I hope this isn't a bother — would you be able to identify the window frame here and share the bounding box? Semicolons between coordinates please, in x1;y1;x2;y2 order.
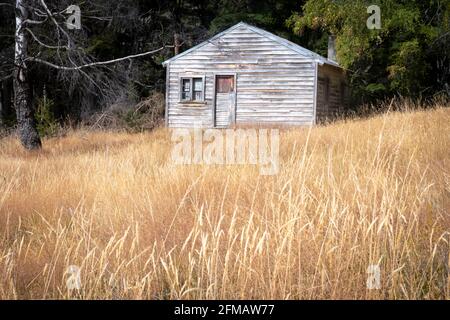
179;76;206;103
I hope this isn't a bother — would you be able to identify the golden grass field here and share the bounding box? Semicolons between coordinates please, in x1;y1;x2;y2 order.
0;103;449;299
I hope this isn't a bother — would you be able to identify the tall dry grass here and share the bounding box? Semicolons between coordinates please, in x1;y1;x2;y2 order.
0;102;449;299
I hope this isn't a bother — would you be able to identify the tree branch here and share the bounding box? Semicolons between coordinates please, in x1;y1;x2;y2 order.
28;46;171;70
0;74;13;82
23;18;48;25
38;0;73;48
25;28;70;50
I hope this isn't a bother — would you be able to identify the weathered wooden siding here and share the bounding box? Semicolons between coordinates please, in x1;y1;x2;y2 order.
166;24;316;127
215;91;235;128
316;64;348;122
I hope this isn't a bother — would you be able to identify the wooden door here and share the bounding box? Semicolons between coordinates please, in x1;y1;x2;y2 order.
215;75;235;128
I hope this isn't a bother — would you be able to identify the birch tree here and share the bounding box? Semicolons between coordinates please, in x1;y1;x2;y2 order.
4;0;171;150
14;0;41;149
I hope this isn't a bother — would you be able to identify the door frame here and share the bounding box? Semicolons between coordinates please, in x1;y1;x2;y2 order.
213;72;237;128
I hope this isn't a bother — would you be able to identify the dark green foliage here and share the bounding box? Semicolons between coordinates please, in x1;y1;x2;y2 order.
0;0;448;130
209;0;305;40
36;97;59;137
287;0;450;103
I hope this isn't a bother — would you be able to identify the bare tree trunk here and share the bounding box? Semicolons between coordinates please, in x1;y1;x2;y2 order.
14;0;41;150
174;33;181;56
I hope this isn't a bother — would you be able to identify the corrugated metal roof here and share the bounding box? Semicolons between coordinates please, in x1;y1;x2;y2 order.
162;22;340;68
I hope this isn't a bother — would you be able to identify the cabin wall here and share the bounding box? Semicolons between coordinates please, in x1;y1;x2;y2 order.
316;64;349;122
166;25;316;128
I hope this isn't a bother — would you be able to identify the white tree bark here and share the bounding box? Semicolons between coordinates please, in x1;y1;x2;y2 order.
14;0;42;149
8;0;172;149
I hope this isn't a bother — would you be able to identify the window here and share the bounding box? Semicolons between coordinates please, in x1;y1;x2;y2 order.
216;75;234;93
180;77;204;102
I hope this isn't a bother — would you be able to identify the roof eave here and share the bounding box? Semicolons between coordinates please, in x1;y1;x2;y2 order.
161;22;344;69
161;22;248;66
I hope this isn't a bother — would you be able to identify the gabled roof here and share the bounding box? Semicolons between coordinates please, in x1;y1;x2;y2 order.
162;22;340;68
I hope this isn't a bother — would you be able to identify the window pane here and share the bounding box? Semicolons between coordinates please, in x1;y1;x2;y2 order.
193;78;203;101
182;79;190;91
216;76;234;93
181;79;191;100
193;78;203;91
193;91;202;100
182;92;191;100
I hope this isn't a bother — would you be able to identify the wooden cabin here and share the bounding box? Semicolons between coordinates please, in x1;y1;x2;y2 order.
162;22;348;128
